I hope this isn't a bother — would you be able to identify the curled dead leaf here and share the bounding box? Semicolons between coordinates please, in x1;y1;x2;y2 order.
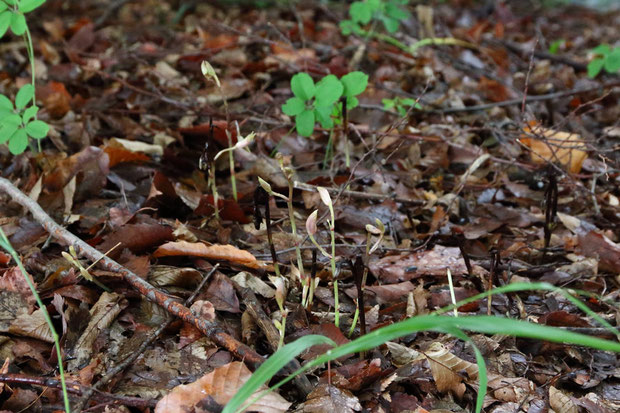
153;241;259;268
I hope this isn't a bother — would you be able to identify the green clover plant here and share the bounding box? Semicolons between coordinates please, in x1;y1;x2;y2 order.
0;0;49;155
587;44;620;78
340;0;410;36
0;85;48;154
282;71;368;137
382;96;422;116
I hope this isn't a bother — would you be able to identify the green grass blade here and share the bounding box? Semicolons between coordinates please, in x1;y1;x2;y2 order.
223;334;336;413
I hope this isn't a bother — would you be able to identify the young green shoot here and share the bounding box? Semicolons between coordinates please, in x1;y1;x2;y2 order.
0;227;70;413
446;268;458;317
61;243;120;292
317;187;340;327
276;154;309;307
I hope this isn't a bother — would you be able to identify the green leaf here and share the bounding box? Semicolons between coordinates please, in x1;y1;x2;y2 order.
350;2;372;24
382;98;395;109
587;58;605;78
0;94;12;111
25;120;48;139
0;10;11;38
314;75;343;107
222;335;336;413
384;2;410;20
345;96;359;109
290;72;315;101
603;48;620;73
591;43;611;56
281;97;305;116
0;116;21;144
21;105;38;123
4;0;17;6
340;71;368;97
381;15;400;33
548;39;563;55
296;109;315;137
339;20;355;36
0;3;8;13
314;105;334;129
10;11;26;35
8;128;28;154
19;0;46;13
15;84;34;109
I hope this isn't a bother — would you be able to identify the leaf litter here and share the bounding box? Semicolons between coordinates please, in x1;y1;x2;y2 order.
0;1;619;412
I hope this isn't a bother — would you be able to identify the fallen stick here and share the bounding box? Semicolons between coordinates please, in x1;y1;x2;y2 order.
0;177;264;369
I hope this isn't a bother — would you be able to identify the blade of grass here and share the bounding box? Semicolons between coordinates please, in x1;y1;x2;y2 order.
228;313;620;413
223;334;336;413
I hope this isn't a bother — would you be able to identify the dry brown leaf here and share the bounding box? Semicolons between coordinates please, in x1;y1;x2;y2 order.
153;241;259;268
8;308;53;343
385;341;423;367
68;292;124;371
425;342;478;397
154;361;291;413
488;376;535;403
549;386;579;413
295;383;361;412
520;123;587;173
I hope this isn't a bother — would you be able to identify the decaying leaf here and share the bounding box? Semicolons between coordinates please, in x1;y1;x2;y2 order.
549;386;579;413
154;361;291;413
386;341;423;366
68;292;125;371
295;383;361;412
424;342;478;397
520;123;587;173
153;241;260;269
9;308;53;343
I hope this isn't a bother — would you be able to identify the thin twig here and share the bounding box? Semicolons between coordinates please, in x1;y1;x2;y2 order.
0;177;263;369
73;265;220;411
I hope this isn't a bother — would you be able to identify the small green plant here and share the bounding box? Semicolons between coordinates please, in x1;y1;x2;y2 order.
548;38;564;55
340;0;410;36
0;228;70;412
382;96;422;116
281;71;368;137
0;0;49;155
587;44;620;78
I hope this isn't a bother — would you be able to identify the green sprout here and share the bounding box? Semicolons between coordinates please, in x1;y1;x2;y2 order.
382;96;422;116
587;44;620;78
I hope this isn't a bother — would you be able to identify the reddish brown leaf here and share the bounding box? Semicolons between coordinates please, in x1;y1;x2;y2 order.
153;241;259;268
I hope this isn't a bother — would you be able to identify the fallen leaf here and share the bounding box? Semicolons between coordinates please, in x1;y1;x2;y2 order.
296;383;361;412
153;241;259;268
154;361;291;413
520;123;587;173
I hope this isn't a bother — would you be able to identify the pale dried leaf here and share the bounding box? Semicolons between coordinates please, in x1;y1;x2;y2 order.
155;361;290;413
425;342;478;397
9;308;53;343
148;265;203;288
385;341;423;366
231;272;275;298
520;124;587;173
488;376;535;403
296;383;361;412
68;292;124;371
549;386;578;413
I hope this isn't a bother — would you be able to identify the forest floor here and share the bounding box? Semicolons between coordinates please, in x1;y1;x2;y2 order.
0;1;619;412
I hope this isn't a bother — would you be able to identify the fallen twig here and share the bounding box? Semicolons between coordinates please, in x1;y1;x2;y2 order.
0;373;157;409
0;177;263;368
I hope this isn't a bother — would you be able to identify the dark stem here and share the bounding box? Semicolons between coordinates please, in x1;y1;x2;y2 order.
457;235;472;277
353;257;366;338
543;168;558;262
264;195;279;269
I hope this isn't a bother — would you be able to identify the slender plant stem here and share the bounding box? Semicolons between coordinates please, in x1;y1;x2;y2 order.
24;22;41;152
0;229;70;413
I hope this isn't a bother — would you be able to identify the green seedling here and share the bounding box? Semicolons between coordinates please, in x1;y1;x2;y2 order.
0;0;49;154
382;96;422;116
340;0;410;35
587;44;620;78
548;39;564;55
281;71;368;138
62;243;119;292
